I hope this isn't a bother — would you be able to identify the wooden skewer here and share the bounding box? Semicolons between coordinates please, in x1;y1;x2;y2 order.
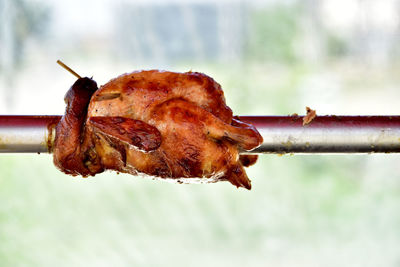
56;60;81;79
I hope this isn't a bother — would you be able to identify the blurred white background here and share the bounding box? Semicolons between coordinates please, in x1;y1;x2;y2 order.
1;0;400;266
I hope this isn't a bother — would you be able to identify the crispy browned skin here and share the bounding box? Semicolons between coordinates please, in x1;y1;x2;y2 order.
53;77;102;176
54;70;263;189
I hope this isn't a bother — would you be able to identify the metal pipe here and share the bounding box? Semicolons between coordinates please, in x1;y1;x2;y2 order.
1;115;400;154
0;116;59;153
240;116;400;154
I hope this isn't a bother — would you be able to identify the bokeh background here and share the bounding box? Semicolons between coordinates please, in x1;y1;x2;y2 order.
1;0;400;266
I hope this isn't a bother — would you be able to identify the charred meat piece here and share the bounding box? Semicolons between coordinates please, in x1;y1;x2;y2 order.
53;70;263;189
303;106;317;126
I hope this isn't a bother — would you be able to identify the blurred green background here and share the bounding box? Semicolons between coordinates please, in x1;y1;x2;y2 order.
1;0;400;266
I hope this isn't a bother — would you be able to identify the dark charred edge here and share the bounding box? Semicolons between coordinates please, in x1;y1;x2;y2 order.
239;155;259;167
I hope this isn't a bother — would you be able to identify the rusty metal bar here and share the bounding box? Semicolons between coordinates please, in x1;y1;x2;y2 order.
1;115;400;154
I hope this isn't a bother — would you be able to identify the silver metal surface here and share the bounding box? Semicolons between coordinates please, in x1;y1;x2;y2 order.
2;115;400;154
249;126;400;154
240;116;400;154
0;126;51;153
0;116;58;153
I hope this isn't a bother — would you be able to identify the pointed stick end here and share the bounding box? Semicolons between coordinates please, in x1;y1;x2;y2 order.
57;60;82;79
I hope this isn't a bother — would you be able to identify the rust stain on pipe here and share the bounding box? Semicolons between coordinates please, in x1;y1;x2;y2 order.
44;117;60;153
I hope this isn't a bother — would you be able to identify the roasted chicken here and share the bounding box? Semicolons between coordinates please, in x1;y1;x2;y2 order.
53;70;262;189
